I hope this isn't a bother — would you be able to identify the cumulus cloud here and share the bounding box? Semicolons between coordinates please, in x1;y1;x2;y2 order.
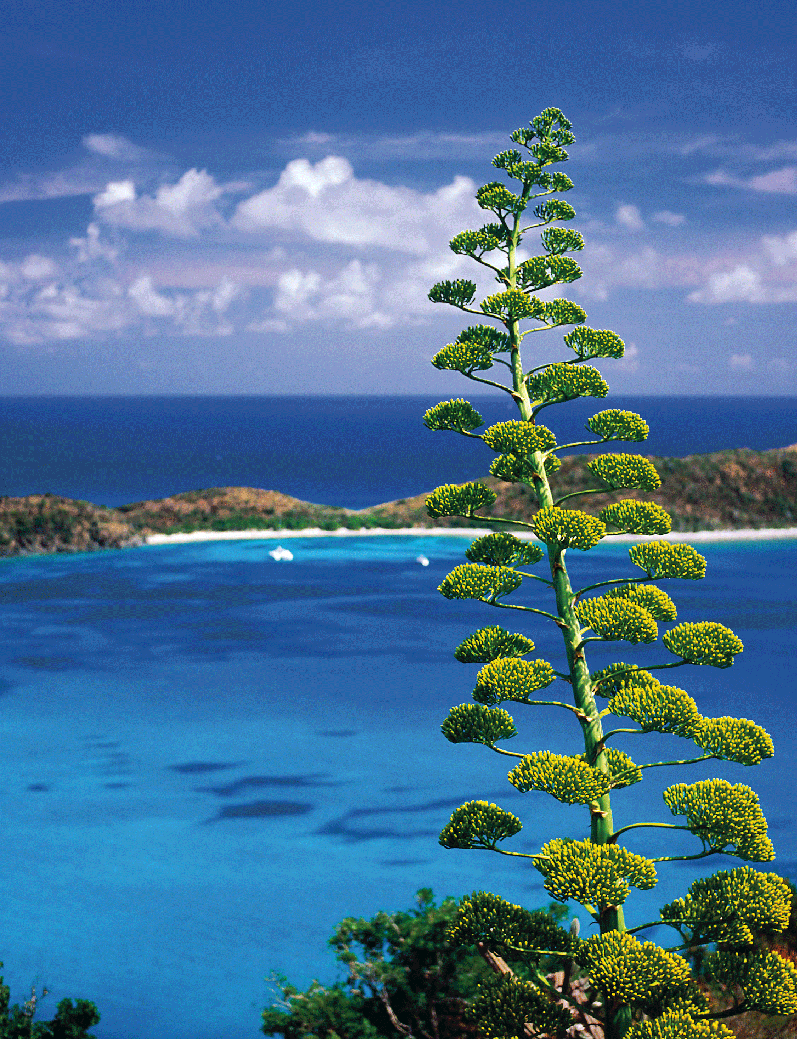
232;155;479;255
93;169;230;237
19;255;59;280
615;204;645;231
762;230;797;265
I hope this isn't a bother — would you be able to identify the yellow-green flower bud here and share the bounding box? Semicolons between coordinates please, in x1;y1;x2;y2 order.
431;341;494;372
604;582;677;621
528;362;608;404
661;867;792;946
663;621;743;668
533;506;606;550
535;838;656;908
624;1011;734;1039
588;453;661;491
609;682;701;738
663;779;774;861
454;624;535;662
579;931;691;1005
630;541;707;580
694;716;774;765
466;532;543;566
438;563;521;602
565;330;626;362
423;398;484;433
441;703;518;745
587;408;649;439
508;751;612;804
439;800;522;849
481;420;557;455
591;662;660;698
710;949;797;1015
426;482;497;518
576;595;658;643
600;500;672;535
473;657;556;705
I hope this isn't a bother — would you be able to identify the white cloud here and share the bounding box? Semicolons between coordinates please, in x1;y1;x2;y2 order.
128;276;175;317
94;180;137;207
19;255;59;280
232;155;479;255
762;230;797;266
69;223;119;264
93;169;230;237
615;204;645;231
616;341;640;372
730;353;754;370
82;134;154;162
704;166;797;195
652;210;686;226
689;265;763;303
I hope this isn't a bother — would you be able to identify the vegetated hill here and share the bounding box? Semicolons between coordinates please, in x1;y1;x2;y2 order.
1;446;796;557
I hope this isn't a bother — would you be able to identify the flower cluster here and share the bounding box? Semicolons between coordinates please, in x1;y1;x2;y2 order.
663;779;774;861
586;408;649;441
533;506;606;550
508;751;612;803
470;974;572;1039
426;481;497;518
446;889;580;961
453;624;535;662
694;716;774;765
603;582;677;621
563;328;626;362
438;800;523;850
481;420;557;455
535;838;658;908
608;681;702;738
579;931;692;1006
576;595;658;643
431;341;494;373
423;398;484;433
625;1010;734;1039
438;563;521;602
663;621;744;668
600;499;672;534
660;867;792;946
466;531;543;566
629;541;707;580
473;656;556;705
441;703;518;745
590;662;660;698
527;362;608;404
709;949;797;1015
588;453;661;491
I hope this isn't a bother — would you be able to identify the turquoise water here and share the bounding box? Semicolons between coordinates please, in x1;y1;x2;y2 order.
0;534;794;1039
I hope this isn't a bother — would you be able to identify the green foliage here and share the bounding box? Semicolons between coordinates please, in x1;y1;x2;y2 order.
0;965;99;1039
421;107;786;1039
262;890;495;1039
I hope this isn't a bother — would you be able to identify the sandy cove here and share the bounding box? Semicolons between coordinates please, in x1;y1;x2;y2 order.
145;526;797;545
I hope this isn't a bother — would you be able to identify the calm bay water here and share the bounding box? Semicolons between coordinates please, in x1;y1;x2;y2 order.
0;397;795;1039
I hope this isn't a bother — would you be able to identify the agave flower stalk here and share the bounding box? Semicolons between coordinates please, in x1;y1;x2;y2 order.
425;108;792;1039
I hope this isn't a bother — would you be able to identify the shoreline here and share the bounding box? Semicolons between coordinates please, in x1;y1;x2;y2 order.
144;526;797;545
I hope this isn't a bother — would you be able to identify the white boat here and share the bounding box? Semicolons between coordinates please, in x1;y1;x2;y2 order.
268;545;294;561
416;555;429;567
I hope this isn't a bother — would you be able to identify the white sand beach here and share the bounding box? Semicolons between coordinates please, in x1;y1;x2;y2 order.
145;526;797;545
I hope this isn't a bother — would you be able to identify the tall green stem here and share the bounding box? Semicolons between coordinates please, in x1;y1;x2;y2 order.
506;220;630;1038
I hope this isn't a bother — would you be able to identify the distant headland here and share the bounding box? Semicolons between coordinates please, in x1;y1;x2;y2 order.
1;445;796;557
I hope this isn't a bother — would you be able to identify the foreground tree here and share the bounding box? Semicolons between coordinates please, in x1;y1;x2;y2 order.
0;964;99;1039
425;108;795;1038
262;889;571;1039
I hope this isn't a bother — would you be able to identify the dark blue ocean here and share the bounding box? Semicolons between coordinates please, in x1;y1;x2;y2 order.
0;397;795;1039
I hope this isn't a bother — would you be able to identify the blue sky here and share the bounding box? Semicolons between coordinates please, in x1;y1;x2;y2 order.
1;0;795;395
